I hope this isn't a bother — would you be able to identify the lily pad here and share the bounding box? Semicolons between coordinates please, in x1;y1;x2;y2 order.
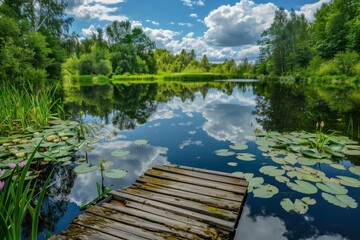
248;177;264;188
74;164;99;174
336;176;360;188
316;182;348;195
111;150;130;157
284;155;298;165
104;169;128;179
322;193;358;208
280;198;294;212
301;197;316;205
134;139;149;145
329;164;346;171
214;149;235;157
343;149;360;156
275;175;290;183
301;174;322;183
259;165;285;176
236;153;256;161
294;199;309;214
271;157;286;164
229;143;248;151
256;139;276;147
227;162;238;166
253;184;279;198
287;180;318;194
349;166;360;176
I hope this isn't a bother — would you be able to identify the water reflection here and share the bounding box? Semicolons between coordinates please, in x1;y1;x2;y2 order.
235;206;349;240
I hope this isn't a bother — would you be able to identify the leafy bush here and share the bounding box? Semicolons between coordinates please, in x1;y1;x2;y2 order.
334;51;360;76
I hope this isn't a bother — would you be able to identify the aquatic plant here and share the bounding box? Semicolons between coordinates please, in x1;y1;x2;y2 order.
0;145;52;240
0;83;63;135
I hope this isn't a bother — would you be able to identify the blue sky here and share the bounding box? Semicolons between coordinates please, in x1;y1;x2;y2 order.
65;0;331;62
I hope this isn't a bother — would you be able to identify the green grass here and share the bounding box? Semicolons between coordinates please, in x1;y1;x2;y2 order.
111;73;228;82
0;83;63;135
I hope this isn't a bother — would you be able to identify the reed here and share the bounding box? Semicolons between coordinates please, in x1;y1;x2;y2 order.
0;83;62;135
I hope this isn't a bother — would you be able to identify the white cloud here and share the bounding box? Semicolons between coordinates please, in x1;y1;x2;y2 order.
181;0;205;7
146;19;160;26
82;24;97;37
143;27;180;47
297;0;331;22
178;22;194;27
189;13;198;18
204;0;277;46
72;3;127;21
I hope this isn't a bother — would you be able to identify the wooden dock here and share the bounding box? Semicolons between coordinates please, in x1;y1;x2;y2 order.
52;164;248;239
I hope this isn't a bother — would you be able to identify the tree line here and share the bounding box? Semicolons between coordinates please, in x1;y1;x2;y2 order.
257;0;360;79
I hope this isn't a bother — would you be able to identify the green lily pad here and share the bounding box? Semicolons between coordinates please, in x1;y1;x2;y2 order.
329;164;346;171
301;174;322;183
316;182;348;195
104;169;128;179
301;197;316;205
111;150;130;157
271;157;286;164
236;153;256;161
287;180;318;194
256;139;276;147
346;145;360;150
253;184;279;198
259;166;285;176
284;155;298;165
349;166;360;176
275;175;290;183
214;149;235;157
229;143;248;151
322;193;358;208
57;157;72;162
343;149;360;156
258;146;269;152
336;176;360;188
301;149;326;159
74;164;99;174
62;161;72;166
248;177;264;188
294;199;309;214
134;139;149;145
227;162;238;166
280;198;294;212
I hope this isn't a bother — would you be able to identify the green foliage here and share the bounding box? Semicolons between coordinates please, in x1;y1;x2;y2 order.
334;51;360;76
0;145;53;240
0;83;62;135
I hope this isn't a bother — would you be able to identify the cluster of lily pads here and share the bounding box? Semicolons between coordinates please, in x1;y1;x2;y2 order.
72;139;149;178
215;131;360;214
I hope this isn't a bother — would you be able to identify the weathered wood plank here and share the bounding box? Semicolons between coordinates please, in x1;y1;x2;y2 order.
166;164;248;181
145;169;244;194
132;182;242;211
102;202;219;239
111;190;235;232
87;205;199;239
119;187;238;221
137;175;245;201
49;224;124;240
73;213;172;240
122;200;214;230
154;165;247;187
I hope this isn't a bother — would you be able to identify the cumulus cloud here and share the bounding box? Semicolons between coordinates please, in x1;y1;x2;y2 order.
71;3;127;21
296;0;331;22
189;13;198;18
204;0;277;46
81;24;97;37
178;22;194;27
181;0;205;7
143;28;180;47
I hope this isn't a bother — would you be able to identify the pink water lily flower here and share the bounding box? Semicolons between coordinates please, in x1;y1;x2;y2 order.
8;163;16;169
0;181;4;190
18;161;27;168
0;169;4;175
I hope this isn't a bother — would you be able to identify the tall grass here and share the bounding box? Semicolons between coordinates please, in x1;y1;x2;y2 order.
0;83;63;135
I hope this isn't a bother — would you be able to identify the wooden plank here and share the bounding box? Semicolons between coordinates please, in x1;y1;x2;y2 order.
132;182;242;211
119;187;238;221
137;176;245;201
49;224;123;240
102;202;219;239
145;169;244;194
87;205;199;239
111;190;235;232
154;165;247;187
166;164;248;181
122;200;214;230
73;213;171;240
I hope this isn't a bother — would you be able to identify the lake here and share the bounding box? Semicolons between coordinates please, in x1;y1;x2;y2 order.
31;79;360;240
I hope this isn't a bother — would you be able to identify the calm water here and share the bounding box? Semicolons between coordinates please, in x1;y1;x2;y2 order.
32;80;360;240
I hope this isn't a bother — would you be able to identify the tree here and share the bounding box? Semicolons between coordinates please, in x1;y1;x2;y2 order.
199;54;211;72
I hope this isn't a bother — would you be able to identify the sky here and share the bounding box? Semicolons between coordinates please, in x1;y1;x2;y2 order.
65;0;331;62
